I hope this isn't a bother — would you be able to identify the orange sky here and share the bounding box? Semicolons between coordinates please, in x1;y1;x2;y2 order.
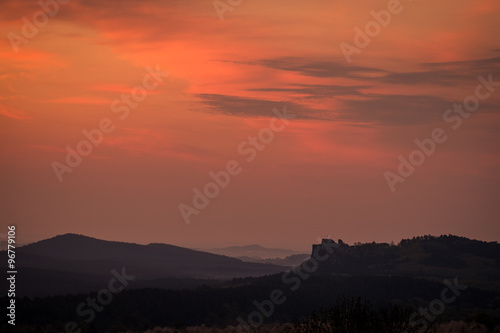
1;0;499;251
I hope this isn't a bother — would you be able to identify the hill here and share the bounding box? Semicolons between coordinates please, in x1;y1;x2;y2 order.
0;233;286;297
312;235;500;291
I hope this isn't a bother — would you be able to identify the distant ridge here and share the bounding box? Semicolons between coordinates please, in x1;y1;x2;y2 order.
1;233;287;297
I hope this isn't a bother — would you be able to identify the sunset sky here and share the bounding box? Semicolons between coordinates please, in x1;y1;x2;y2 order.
1;0;499;251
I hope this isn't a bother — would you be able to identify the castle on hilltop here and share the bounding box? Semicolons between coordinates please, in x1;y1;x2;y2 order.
311;238;350;264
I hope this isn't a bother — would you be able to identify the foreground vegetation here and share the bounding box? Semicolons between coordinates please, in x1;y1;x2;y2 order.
133;321;494;333
6;294;499;332
4;274;498;332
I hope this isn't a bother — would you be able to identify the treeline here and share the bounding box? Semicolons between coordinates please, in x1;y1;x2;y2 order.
3;275;499;332
314;235;500;292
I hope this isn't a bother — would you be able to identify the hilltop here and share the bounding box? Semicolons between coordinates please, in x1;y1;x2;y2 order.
312;234;500;291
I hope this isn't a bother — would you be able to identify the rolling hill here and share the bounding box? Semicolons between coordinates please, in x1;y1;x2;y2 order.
313;235;500;291
1;233;286;297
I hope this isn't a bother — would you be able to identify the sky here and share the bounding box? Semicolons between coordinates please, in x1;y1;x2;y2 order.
0;0;499;252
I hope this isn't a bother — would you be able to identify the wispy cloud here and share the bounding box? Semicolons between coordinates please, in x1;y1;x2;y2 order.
0;104;31;120
195;94;327;121
258;57;387;79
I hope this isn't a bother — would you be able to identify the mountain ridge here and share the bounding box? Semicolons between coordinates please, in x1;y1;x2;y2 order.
1;233;287;297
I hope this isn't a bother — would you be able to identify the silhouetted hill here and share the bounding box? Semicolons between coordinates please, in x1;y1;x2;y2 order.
0;233;286;297
312;234;500;291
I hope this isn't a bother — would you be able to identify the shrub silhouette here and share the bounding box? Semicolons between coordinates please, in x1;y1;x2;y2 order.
286;297;438;333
